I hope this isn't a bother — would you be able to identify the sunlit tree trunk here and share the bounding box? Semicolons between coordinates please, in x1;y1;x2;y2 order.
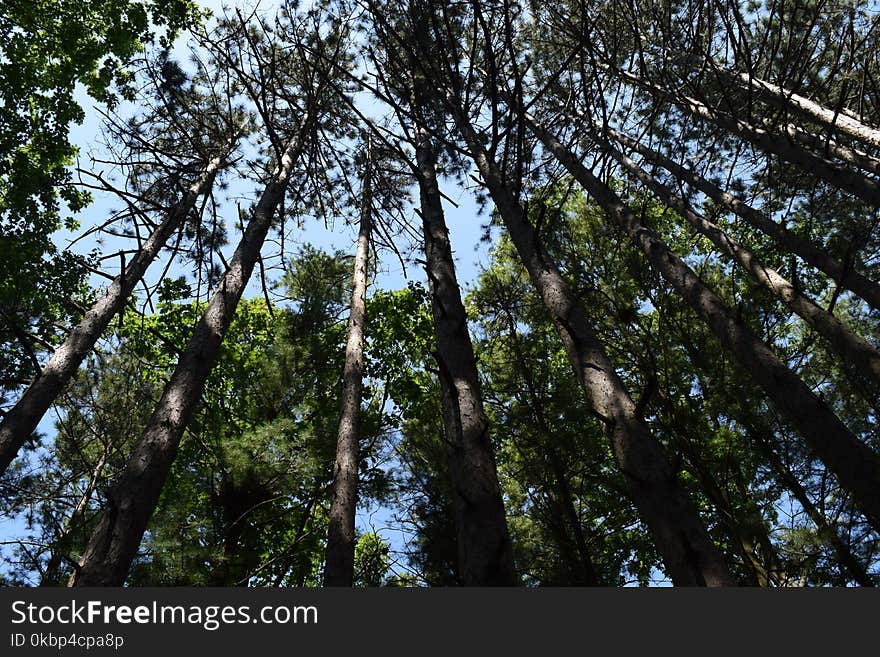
763;119;880;177
724;67;880;151
324;141;373;587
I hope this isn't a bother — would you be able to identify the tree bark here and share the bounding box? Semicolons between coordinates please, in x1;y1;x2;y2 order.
530;116;880;534
323;142;372;587
445;101;733;586
601;135;880;399
603;123;880;312
0;150;229;476
414;118;517;586
67;127;307;587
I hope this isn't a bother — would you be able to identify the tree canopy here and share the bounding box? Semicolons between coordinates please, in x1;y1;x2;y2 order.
0;0;878;587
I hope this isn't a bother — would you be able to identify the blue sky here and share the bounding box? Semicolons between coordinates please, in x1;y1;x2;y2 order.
62;0;495;296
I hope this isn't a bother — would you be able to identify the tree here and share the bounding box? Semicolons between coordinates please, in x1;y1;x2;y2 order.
0;50;247;476
324;139;373;586
364;1;518;585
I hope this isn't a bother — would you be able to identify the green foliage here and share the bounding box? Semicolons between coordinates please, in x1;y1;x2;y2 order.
0;0;203;409
353;532;392;586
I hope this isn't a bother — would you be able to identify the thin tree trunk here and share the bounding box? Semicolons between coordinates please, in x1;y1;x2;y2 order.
603;124;880;312
414;117;517;585
545;451;600;585
617;69;880;205
725;67;880;151
323;142;372;587
446;105;733;586
669;408;781;587
651;341;785;586
68;127;307;587
0;150;230;476
683;452;767;586
41;441;112;586
210;478;275;587
601;136;880;399
530;116;880;534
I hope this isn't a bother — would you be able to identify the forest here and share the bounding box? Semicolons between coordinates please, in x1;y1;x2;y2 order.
0;0;879;587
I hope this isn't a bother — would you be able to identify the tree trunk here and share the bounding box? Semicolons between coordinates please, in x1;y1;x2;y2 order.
603;123;880;312
601;136;880;400
323;142;372;587
0;150;230;476
530;116;880;534
725;66;880;151
763;119;880;177
67;127;307;587
445;103;733;586
617;69;880;206
414;118;517;585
